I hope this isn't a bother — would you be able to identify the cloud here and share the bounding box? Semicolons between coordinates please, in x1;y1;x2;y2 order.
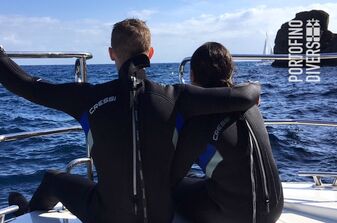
3;33;25;45
1;2;337;64
150;3;337;62
127;9;158;20
153;3;337;39
0;15;112;64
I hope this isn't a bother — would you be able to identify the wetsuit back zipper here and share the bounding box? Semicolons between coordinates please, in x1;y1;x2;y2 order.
246;119;270;213
130;76;148;223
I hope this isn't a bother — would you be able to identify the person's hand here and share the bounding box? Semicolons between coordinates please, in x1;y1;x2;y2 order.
0;45;6;55
247;81;261;105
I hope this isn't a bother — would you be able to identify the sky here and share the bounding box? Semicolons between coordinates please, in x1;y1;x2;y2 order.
1;0;337;65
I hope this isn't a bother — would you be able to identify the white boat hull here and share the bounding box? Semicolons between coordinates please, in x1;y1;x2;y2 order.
6;182;337;223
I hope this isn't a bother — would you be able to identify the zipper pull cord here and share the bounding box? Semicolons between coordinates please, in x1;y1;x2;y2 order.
249;132;257;223
246;119;271;213
131;76;148;222
131;76;138;215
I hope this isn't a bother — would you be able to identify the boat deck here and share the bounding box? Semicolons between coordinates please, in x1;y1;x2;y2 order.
6;182;337;223
280;182;337;223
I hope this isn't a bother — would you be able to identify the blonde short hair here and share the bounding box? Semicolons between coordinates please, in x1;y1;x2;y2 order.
111;18;151;61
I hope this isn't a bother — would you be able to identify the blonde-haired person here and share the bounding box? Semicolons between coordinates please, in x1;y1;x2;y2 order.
0;20;260;223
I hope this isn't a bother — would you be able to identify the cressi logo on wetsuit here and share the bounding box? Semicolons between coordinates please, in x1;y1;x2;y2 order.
212;117;231;141
89;96;117;114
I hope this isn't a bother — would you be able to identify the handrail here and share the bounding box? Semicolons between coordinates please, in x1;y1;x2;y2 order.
6;50;92;83
66;157;93;181
6;51;93;59
264;119;337;127
0;119;336;143
0;125;82;142
232;53;337;60
178;53;337;83
0;205;19;223
298;171;337;186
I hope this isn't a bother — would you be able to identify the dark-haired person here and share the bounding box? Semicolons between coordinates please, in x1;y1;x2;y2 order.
171;42;283;223
0;20;260;223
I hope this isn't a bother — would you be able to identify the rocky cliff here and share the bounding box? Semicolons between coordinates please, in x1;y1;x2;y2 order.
272;10;337;67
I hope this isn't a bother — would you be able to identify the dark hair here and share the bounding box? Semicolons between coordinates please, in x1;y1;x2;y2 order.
111;18;151;61
190;42;234;88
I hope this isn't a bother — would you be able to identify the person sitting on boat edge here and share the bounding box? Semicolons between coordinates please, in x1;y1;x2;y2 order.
171;42;284;223
0;19;260;223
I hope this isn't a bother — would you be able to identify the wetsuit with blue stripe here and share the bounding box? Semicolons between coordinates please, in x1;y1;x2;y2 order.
0;49;260;223
171;105;283;223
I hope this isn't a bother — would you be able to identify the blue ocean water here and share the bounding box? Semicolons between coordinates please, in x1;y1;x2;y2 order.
0;61;336;208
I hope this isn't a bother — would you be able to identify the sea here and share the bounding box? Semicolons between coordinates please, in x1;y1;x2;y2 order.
0;61;336;208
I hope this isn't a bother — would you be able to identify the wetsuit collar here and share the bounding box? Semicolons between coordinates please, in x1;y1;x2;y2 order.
118;54;150;80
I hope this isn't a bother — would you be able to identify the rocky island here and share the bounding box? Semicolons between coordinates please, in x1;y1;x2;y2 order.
272;10;337;67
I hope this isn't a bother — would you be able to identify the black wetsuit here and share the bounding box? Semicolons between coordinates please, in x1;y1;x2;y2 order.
171;106;283;223
0;51;260;223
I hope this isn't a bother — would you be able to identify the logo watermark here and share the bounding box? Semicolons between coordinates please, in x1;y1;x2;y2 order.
288;19;321;83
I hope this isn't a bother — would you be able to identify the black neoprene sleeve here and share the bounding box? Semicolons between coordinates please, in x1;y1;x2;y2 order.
0;51;90;119
178;83;261;119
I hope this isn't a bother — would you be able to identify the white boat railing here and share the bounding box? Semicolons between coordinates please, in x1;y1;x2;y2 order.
298;171;337;186
264;119;337;127
178;53;337;83
7;51;92;59
0;205;19;223
0;126;82;142
0;120;336;143
7;51;93;83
